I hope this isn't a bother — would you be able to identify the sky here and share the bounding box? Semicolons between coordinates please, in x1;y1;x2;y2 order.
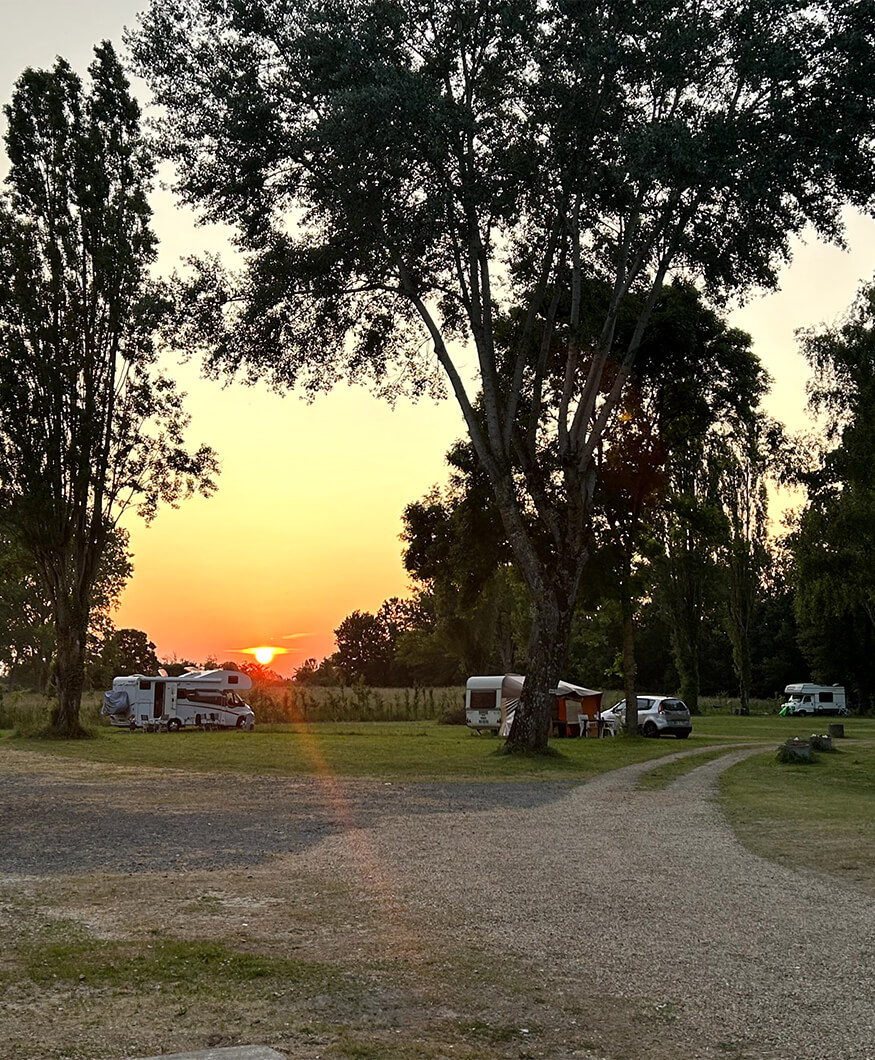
2;2;875;675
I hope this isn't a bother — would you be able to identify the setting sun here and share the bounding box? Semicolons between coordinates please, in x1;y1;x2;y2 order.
253;647;276;665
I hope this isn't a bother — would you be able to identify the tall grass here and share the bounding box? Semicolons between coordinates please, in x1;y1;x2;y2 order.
247;683;465;724
0;690;104;734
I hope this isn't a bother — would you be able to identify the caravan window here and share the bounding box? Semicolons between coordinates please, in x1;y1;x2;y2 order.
469;690;497;711
819;692;834;703
139;680;151;691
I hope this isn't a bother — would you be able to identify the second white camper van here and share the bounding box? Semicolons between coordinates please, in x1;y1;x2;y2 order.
781;683;848;717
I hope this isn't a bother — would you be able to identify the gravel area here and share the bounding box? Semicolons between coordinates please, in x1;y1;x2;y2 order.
290;748;875;1060
0;758;575;875
1;747;873;1059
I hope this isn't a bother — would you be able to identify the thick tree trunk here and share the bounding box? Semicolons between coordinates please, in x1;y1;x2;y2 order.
48;591;90;738
505;595;576;752
677;651;700;715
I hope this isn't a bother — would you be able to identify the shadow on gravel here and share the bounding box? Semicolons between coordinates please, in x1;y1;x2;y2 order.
0;773;578;875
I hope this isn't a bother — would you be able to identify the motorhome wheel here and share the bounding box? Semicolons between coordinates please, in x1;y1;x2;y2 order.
167;719;181;732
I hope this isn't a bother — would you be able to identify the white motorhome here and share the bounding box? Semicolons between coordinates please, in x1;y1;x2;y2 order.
102;669;256;731
465;674;612;736
780;683;848;717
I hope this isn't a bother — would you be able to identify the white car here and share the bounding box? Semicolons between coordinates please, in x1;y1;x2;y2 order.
600;695;692;739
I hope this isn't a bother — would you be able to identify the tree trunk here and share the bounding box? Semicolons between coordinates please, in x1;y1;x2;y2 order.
505;594;575;753
48;591;90;738
620;585;639;736
677;650;700;715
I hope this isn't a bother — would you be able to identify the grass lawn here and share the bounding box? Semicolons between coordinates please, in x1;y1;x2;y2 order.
2;707;869;780
0;718;734;780
720;731;875;895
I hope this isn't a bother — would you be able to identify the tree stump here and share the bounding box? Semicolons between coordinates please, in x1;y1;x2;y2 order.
780;738;812;763
828;723;845;739
810;734;833;752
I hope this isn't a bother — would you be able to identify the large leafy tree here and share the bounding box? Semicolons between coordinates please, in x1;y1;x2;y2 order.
133;0;875;748
715;414;781;713
0;44;219;736
647;293;771;712
790;283;875;712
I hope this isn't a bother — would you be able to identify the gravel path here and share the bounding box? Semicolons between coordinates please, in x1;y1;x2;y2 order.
2;747;873;1059
295;749;875;1060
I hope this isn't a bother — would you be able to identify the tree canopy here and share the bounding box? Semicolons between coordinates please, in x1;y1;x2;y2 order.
132;0;875;747
790;282;875;710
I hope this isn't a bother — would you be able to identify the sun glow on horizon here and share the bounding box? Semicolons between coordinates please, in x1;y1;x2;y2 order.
232;645;291;666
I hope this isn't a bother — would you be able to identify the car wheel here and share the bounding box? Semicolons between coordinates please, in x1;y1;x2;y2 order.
643;721;659;738
167;718;181;732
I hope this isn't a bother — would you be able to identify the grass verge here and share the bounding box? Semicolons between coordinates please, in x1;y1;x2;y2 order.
720;737;875;894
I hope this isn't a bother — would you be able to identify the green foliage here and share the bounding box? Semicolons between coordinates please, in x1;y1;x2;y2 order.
0;43;218;734
400;443;529;680
790;282;875;712
104;628;159;676
131;0;875;749
332;596;431;686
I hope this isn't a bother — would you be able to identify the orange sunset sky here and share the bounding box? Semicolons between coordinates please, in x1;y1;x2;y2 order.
3;4;875;675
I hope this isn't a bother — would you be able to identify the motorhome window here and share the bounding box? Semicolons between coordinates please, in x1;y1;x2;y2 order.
469;690;496;711
139;680;151;691
228;675;238;684
820;692;833;703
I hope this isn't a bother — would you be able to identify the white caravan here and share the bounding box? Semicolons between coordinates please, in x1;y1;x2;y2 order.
781;683;848;717
102;669;256;731
465;674;612;736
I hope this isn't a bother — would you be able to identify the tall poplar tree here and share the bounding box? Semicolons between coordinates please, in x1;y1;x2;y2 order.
133;0;875;749
0;43;218;736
